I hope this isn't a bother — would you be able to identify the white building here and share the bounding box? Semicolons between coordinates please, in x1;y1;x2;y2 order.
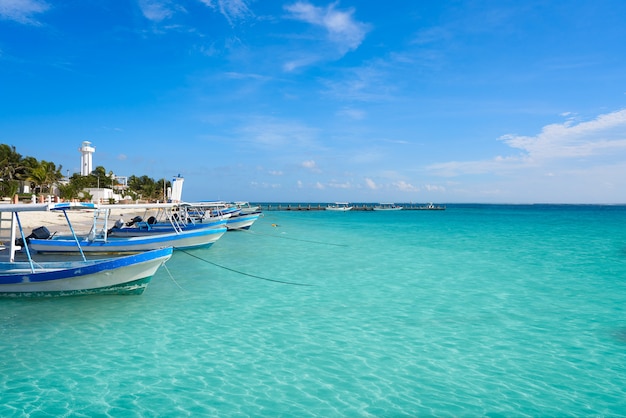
170;176;184;202
79;141;95;176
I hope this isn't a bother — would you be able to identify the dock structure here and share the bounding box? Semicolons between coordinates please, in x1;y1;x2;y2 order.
258;203;445;211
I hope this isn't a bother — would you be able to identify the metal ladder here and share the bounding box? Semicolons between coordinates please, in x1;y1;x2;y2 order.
88;208;109;241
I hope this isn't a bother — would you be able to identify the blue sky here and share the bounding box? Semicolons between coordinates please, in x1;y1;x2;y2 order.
1;0;626;203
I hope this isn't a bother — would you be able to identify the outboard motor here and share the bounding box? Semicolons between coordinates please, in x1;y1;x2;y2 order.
15;226;51;247
126;216;143;227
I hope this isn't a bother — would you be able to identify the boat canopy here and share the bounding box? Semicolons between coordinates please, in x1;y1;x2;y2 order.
0;203;51;213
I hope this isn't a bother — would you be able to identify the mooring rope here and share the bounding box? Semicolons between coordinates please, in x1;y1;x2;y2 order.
161;261;187;291
243;229;348;247
179;249;314;287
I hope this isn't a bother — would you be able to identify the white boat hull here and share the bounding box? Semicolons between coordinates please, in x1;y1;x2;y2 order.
0;247;172;297
29;227;227;253
226;213;260;230
325;202;353;211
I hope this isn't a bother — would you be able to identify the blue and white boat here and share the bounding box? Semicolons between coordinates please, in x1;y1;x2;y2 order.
197;201;262;231
28;203;227;254
225;210;261;230
0;203;172;297
326;202;353;211
234;201;261;214
106;203;227;237
187;201;261;231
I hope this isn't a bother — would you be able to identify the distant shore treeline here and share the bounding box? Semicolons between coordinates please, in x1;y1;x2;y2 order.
0;143;170;202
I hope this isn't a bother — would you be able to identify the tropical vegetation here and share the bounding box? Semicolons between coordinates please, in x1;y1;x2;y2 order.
0;143;171;202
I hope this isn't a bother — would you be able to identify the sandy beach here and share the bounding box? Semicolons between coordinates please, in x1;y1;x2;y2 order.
16;210;95;234
1;204;147;238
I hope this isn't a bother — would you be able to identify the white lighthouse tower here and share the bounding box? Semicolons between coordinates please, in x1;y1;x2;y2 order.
79;141;95;176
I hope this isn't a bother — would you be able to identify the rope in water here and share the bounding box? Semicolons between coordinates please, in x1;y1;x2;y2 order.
161;261;187;291
179;249;314;287
243;229;348;247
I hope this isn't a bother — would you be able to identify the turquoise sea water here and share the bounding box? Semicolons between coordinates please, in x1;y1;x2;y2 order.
1;205;626;417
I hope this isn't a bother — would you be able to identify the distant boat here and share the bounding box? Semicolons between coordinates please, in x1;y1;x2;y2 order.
187;201;261;231
225;202;262;230
233;201;261;215
415;203;446;210
0;203;172;297
225;211;261;230
373;203;403;211
326;202;353;211
28;203;227;254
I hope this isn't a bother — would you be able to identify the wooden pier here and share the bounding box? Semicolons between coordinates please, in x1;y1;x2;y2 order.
258;203;446;211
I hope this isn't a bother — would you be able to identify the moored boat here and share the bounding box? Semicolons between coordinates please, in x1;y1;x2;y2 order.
0;203;172;297
225;211;261;230
187;201;261;230
234;201;261;214
28;202;227;254
326;202;353;211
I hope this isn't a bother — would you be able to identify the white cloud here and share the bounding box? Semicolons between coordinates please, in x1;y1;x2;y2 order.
322;63;395;102
301;160;317;170
426;156;528;177
328;180;352;189
424;184;445;192
250;181;282;189
140;0;252;24
284;1;369;53
224;71;270;81
499;109;626;161
314;181;325;189
237;118;318;149
337;107;366;120
283;56;320;72
138;0;178;22
364;178;378;190
0;0;49;25
268;170;283;176
428;109;626;177
199;0;253;26
393;180;419;192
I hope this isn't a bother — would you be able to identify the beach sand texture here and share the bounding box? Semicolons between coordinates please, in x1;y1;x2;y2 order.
0;204;147;240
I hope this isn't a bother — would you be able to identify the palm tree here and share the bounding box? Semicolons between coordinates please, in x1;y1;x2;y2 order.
0;144;26;183
28;164;48;194
26;160;64;195
57;183;79;201
0;180;19;199
0;144;29;198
